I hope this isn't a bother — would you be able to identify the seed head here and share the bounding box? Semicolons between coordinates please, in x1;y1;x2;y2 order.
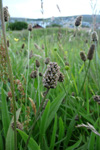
21;43;25;49
91;31;98;42
11;121;23;130
30;70;37;78
93;95;100;105
3;6;9;22
28;24;32;31
87;44;95;60
36;60;40;68
80;51;87;61
7;40;9;47
58;72;64;82
75;16;82;27
43;62;60;89
45;57;50;65
39;72;43;77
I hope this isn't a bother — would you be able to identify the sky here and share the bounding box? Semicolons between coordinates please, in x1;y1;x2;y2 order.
3;0;100;19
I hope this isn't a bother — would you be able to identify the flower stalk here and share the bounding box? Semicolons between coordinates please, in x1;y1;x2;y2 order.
0;1;17;150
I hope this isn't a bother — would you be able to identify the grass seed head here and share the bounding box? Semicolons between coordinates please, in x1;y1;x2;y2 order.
87;44;95;60
80;51;87;61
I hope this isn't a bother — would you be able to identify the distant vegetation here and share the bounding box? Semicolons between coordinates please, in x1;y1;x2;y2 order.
8;21;28;30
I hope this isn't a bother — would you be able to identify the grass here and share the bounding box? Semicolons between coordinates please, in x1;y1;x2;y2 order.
0;24;100;150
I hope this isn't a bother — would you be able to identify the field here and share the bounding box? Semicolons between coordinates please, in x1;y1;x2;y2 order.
0;26;100;150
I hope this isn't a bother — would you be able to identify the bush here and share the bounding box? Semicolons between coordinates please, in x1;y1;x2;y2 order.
46;23;62;28
8;21;28;30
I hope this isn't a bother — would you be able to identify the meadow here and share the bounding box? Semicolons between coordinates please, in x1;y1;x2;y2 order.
1;15;100;150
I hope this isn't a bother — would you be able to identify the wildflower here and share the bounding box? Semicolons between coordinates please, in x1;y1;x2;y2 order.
43;62;60;89
14;38;19;42
80;51;87;62
93;95;100;105
87;44;95;60
30;70;37;79
7;40;9;47
29;50;33;59
21;43;25;49
58;72;64;82
36;60;40;68
39;72;43;77
3;6;9;22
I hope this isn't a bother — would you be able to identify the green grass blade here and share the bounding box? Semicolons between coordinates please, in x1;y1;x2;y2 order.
50;114;57;150
6;108;21;150
0;132;4;150
57;117;64;149
46;91;66;130
65;136;82;150
17;129;40;150
39;101;50;144
65;116;76;147
88;119;98;150
1;88;10;137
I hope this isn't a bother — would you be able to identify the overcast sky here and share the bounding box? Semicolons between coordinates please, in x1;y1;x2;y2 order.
3;0;100;19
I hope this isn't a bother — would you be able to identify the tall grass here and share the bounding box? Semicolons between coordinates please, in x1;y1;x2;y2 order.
0;6;100;150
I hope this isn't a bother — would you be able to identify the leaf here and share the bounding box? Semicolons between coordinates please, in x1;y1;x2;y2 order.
17;129;40;150
57;117;64;149
66;136;82;150
1;88;10;137
6;108;21;150
0;132;4;150
39;101;50;143
78;63;84;74
65;116;76;147
50;114;57;150
46;91;66;130
88;119;99;150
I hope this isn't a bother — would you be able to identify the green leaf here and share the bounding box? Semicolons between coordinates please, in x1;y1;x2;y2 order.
57;117;64;149
17;129;40;150
50;114;57;150
66;136;82;150
39;101;50;144
78;63;84;74
0;132;4;150
6;108;21;150
88;119;99;150
46;91;66;130
65;116;76;147
1;88;10;137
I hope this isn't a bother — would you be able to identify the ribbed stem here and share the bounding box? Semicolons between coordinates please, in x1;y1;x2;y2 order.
0;1;17;150
24;88;49;150
79;61;91;95
25;31;30;117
